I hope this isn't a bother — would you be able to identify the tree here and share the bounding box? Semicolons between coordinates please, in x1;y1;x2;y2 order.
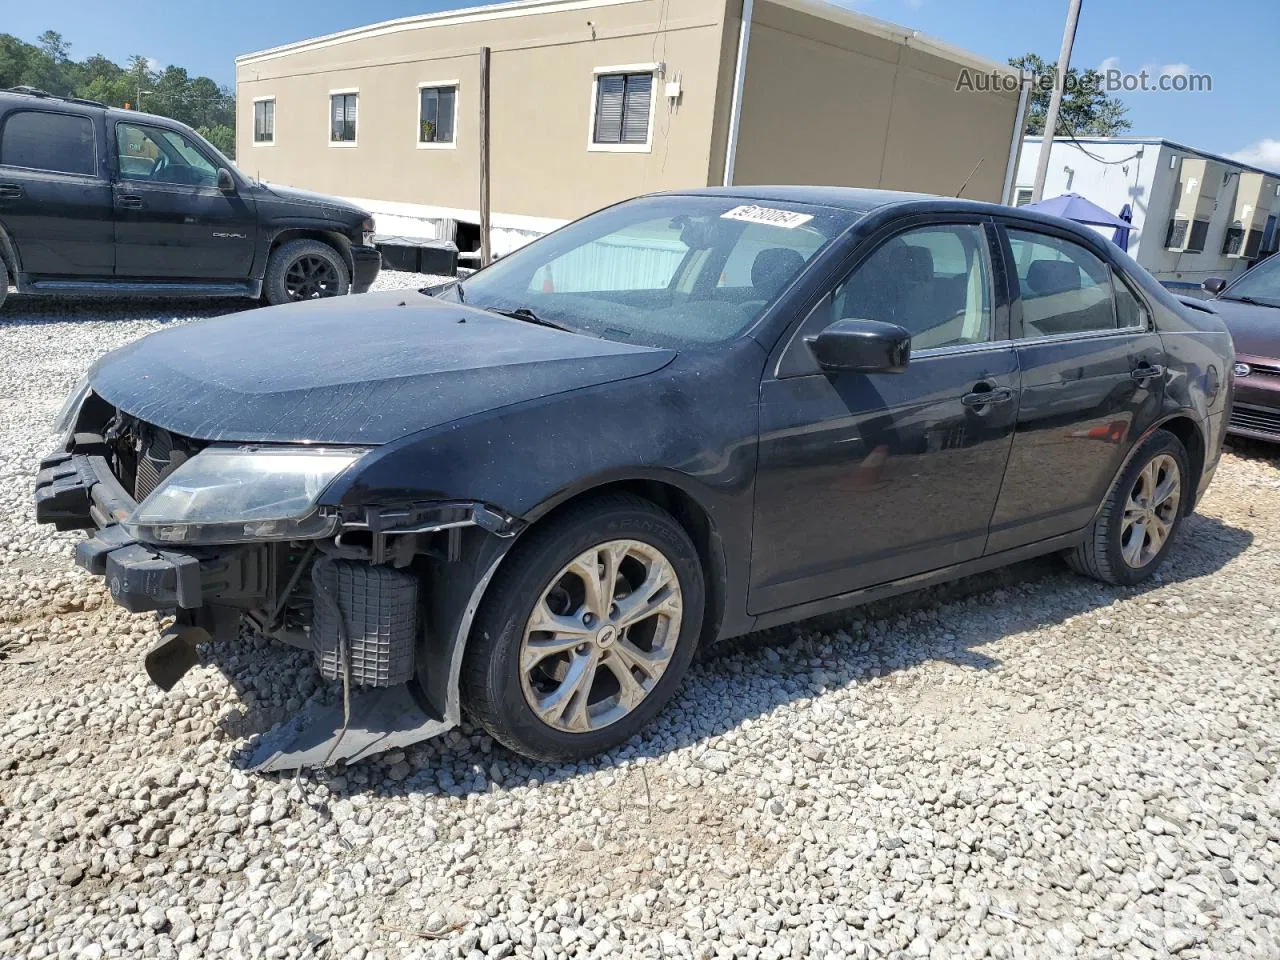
0;32;236;158
1009;53;1132;137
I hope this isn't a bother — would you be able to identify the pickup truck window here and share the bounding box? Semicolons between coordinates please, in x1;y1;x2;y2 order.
117;122;219;187
0;110;96;176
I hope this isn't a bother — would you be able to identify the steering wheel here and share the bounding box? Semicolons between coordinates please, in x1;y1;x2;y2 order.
151;154;169;180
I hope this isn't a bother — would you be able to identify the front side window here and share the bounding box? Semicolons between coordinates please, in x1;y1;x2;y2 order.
116;123;218;187
0;110;95;176
331;93;358;143
1007;229;1119;338
419;85;456;145
592;71;653;147
833;224;993;351
253;99;275;144
445;195;858;347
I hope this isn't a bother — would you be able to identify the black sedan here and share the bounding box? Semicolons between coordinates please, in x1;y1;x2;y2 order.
35;187;1232;770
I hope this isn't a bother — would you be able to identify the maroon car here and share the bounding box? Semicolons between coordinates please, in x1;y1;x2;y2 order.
1203;255;1280;441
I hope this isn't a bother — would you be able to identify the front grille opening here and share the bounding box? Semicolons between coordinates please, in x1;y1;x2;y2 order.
101;410;203;503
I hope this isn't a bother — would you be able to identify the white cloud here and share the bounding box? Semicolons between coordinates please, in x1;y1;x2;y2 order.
1230;139;1280;173
1097;56;1122;73
1156;62;1191;79
145;57;163;73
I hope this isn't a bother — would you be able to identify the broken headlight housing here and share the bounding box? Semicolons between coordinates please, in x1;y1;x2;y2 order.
361;216;376;247
122;446;366;545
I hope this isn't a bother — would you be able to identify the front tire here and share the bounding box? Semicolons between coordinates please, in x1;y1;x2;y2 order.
462;494;705;762
0;256;9;311
1067;429;1190;586
263;239;350;306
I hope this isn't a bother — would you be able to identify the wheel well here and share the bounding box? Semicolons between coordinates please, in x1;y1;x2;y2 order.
527;480;726;646
268;230;352;274
1157;416;1205;514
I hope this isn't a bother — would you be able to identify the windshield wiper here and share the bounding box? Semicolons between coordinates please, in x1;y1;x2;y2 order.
1222;294;1280;308
488;306;571;332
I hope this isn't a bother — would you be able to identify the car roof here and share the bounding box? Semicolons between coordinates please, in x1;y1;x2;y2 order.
0;87;184;129
662;185;1125;252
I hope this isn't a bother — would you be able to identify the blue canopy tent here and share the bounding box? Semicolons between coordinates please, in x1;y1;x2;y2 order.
1021;193;1133;248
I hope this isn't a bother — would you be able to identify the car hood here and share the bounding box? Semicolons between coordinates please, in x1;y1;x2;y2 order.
1211;298;1280;360
255;181;367;222
88;292;675;444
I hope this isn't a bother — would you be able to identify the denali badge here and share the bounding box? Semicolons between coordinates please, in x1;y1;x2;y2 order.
212;232;247;239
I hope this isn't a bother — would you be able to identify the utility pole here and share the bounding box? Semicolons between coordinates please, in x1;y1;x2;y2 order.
1031;0;1082;203
478;46;492;269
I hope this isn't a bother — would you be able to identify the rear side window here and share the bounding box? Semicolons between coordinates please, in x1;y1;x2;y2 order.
1007;229;1118;338
1113;274;1150;329
0;110;96;176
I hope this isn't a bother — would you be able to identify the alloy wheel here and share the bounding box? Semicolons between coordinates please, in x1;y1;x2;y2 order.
284;255;341;300
519;539;683;733
1120;453;1181;568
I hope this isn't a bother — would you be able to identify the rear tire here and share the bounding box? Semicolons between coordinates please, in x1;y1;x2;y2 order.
263;239;349;306
462;494;705;763
1067;429;1190;586
0;255;9;311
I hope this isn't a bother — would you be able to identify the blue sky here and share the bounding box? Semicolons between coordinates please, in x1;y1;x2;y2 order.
6;0;1277;168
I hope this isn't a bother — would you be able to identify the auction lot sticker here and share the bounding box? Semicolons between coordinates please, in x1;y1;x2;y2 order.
720;205;815;229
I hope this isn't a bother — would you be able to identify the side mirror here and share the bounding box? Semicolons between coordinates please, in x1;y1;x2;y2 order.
1202;277;1227;295
805;318;911;374
216;168;236;193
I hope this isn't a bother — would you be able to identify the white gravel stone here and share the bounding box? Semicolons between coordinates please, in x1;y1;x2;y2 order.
2;278;1279;959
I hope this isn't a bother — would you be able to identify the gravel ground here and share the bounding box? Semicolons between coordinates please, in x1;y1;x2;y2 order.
1;279;1278;960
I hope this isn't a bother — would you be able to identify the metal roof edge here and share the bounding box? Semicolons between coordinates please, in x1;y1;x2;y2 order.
236;0;645;66
762;0;1018;77
1023;136;1280;179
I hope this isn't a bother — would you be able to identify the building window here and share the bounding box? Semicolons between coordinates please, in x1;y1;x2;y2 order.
1014;187;1034;207
590;69;654;150
253;98;275;144
330;92;358;144
418;84;457;147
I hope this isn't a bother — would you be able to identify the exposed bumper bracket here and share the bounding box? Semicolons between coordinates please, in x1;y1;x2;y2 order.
144;623;211;691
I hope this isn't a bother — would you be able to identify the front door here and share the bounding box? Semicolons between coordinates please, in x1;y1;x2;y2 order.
750;221;1020;614
0;108;113;276
112;121;256;280
985;224;1166;553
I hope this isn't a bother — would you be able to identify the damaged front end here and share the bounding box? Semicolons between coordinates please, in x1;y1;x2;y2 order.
34;396;521;772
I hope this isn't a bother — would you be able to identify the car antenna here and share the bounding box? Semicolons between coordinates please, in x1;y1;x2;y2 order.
956;157;984;198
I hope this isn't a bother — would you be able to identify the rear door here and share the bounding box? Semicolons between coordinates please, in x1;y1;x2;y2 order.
985;223;1165;553
111;120;256;279
749;218;1020;614
0;106;113;276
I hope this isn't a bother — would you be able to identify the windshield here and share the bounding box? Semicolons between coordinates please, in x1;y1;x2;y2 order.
1224;254;1280;307
440;195;860;347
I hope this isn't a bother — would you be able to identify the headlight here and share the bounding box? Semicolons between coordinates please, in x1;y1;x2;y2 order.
122;447;366;545
361;216;376;247
54;376;91;436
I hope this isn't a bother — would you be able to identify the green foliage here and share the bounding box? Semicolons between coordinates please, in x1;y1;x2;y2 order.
1009;53;1132;138
0;31;236;158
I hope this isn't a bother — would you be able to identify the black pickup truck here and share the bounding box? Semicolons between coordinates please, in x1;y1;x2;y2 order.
0;87;380;308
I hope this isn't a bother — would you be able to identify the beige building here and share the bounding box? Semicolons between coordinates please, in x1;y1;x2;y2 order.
236;0;1027;257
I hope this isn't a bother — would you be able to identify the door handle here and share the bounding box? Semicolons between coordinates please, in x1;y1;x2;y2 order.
1130;363;1165;382
961;382;1015;408
0;184;22;201
116;194;144;209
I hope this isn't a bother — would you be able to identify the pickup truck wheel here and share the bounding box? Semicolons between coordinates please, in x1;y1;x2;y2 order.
263;239;349;306
0;255;9;310
1066;429;1189;586
462;494;705;763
